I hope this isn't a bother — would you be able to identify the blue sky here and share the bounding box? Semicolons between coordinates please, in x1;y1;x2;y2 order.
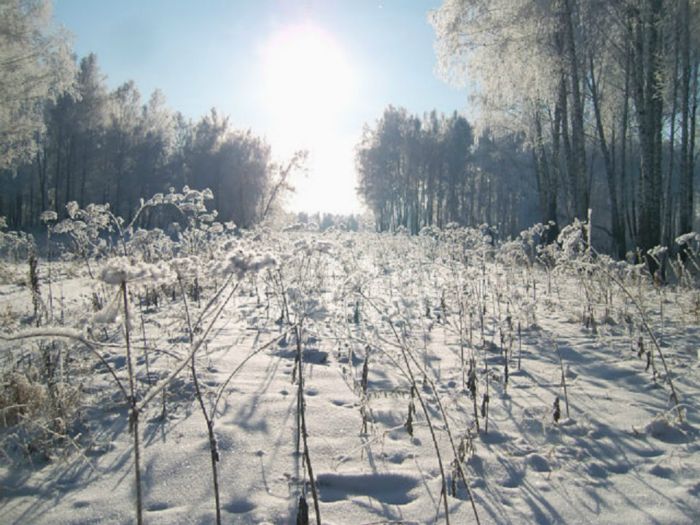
53;0;470;214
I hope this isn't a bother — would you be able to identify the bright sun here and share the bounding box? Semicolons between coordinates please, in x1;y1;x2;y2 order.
261;22;360;214
262;22;356;144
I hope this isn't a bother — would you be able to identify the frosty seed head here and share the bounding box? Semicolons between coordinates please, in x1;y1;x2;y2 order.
66;201;80;219
675;232;700;247
215;249;278;279
99;257;173;285
40;210;58;223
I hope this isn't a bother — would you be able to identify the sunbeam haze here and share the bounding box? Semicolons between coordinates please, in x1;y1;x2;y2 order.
51;0;468;216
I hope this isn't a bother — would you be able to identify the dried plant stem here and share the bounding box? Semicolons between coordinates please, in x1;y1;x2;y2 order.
295;323;321;525
517;321;522;370
121;280;143;525
554;343;570;419
137;281;239;411
458;296;466;391
212;328;293;417
274;270;291;324
399;342;450;524
191;274;234;332
403;344;481;525
46;228;54;322
361;297;450;524
483;360;489;434
138;306;152;387
357;292;483;524
596;261;684;422
0;329;128;400
179;276;221;525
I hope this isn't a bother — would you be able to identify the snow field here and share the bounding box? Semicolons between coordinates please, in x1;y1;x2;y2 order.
1;227;700;524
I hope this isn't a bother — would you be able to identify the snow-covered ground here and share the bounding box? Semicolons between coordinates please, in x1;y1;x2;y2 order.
1;229;699;524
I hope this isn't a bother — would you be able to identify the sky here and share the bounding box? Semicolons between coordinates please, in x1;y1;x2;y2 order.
53;0;470;215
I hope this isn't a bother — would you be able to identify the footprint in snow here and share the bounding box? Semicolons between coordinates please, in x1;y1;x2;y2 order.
224;499;255;514
585;462;608;479
316;472;419;505
146;502;170;512
648;464;674;478
527;453;551;472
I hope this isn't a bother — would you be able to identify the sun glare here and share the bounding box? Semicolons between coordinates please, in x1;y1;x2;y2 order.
261;22;360;213
262;23;355;140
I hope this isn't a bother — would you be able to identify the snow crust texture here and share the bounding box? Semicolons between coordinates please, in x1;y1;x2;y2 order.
1;228;699;524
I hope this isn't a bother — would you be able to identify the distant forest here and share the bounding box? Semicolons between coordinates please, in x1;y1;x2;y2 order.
0;52;300;230
0;2;305;231
2;0;700;263
355;107;537;238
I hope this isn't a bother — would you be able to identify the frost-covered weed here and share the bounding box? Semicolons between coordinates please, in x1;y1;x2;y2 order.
0;216;35;262
3;188;699;523
128;228;175;263
52;202;115;269
673;233;700;288
214;247;277;280
99;257;174;286
49;186;220;269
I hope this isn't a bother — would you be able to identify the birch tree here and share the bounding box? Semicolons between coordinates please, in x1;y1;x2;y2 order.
0;0;74;169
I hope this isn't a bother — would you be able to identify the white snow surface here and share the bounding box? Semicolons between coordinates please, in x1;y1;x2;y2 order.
1;231;699;524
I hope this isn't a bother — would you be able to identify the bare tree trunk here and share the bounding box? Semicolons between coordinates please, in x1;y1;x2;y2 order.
589;54;626;258
665;5;680;246
37;148;47;213
688;59;699;230
562;0;589;219
65;135;75;208
533;108;559;241
559;73;575;220
679;0;693;235
53;126;62;216
630;0;664;268
621;40;635;247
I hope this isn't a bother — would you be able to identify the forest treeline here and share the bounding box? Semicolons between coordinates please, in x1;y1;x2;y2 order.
0;1;299;230
355;107;538;238
2;0;699;264
427;0;699;260
357;0;700;260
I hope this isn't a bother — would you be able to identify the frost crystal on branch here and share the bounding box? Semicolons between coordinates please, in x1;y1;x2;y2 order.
215;249;277;279
99;257;173;285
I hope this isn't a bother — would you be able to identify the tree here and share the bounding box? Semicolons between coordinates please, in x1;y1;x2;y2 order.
0;0;74;169
431;0;570;228
355;106;535;235
677;0;699;237
628;0;664;259
73;53;108;207
132;89;175;205
259;149;308;224
0;38;285;230
432;0;700;262
105;81;141;218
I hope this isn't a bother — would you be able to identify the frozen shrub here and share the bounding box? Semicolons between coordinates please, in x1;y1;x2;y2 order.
99;257;174;286
557;218;587;259
0;371;47;426
214;248;277;279
40;211;58;223
0;365;82;459
0;217;35;261
127;228;174;262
